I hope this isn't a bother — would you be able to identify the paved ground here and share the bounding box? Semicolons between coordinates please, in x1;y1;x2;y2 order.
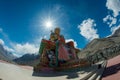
0;62;66;80
1;57;118;80
0;60;97;80
102;55;120;80
0;61;69;80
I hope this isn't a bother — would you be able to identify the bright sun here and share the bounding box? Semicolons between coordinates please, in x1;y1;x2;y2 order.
45;21;52;28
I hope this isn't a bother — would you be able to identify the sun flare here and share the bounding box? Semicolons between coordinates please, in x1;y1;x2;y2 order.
45;20;52;28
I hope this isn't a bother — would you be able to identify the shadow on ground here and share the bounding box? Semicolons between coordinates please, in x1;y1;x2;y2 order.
32;65;97;79
32;69;80;79
102;63;120;77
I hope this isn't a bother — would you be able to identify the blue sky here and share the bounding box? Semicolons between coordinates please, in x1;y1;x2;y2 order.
0;0;120;56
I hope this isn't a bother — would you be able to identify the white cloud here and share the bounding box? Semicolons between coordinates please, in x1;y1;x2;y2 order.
106;0;120;17
78;18;99;41
111;25;120;35
0;39;14;52
0;27;40;56
0;39;40;56
103;15;117;27
4;46;14;52
66;39;77;48
0;27;10;43
0;39;4;45
12;43;39;55
103;0;120;34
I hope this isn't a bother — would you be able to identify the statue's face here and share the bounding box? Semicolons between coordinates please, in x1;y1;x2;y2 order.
55;29;60;34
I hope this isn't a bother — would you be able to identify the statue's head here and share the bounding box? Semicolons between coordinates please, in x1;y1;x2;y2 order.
54;27;60;35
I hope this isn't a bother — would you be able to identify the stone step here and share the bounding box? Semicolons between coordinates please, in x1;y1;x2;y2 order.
88;60;107;80
96;60;107;80
88;61;105;80
88;72;97;80
80;70;97;80
79;61;104;80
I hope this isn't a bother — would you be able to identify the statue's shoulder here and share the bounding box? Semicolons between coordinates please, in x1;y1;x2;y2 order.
60;35;64;38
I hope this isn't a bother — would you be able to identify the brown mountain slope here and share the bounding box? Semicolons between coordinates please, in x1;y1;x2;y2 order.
78;27;120;58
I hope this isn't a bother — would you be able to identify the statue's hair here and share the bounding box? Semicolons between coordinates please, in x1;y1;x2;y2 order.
54;27;60;31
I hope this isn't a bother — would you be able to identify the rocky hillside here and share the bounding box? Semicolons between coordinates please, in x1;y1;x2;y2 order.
79;27;120;58
111;27;120;37
14;54;40;66
0;44;17;62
